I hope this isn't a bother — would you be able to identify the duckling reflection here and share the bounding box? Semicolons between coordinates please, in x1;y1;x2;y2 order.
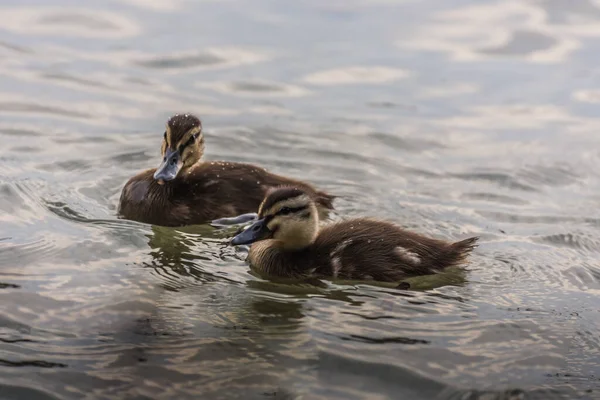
229;187;478;283
143;225;236;288
118;114;334;227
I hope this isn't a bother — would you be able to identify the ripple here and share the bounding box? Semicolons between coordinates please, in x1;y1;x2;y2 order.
396;1;583;63
197;80;310;98
43;199;150;234
0;283;20;290
37;160;93;173
107;150;153;164
0;359;66;368
0;93;143;124
34;70;194;107
573;89;600;104
477;211;593;225
0;181;51;224
52;133;120;146
0;7;140;38
314;349;447;399
343;334;430;345
460;192;528;206
450;171;538;192
137;53;223;69
315;0;414;12
479;30;557;56
417;83;480;99
119;0;186;11
535;233;600;253
0;41;32;54
518;163;579;187
133;47;268;71
440;104;581;131
303;66;411;85
368;131;445;152
366;100;416;110
0;384;60;400
0;99;92;119
440;387;572;400
0;127;42;137
41;72;111;90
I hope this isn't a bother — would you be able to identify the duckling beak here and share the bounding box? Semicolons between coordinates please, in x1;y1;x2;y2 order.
231;218;271;246
154;148;182;183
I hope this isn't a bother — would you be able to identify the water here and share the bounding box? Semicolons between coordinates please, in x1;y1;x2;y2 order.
0;0;600;398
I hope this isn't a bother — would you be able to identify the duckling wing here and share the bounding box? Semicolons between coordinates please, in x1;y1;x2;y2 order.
181;162;267;218
314;219;475;282
191;161;335;214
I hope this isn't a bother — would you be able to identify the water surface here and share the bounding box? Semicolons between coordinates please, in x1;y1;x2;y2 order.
1;0;600;399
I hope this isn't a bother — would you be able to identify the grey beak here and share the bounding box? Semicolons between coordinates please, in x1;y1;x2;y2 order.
154;148;181;181
230;218;272;245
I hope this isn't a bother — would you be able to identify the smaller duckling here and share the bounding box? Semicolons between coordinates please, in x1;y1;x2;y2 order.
229;187;478;282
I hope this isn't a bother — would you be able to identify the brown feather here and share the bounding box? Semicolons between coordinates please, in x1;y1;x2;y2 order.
118;114;334;226
118;162;334;226
244;188;478;283
166;114;201;146
249;219;478;282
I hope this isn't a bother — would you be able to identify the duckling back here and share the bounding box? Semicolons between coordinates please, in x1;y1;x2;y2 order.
119;162;334;226
311;218;478;282
236;186;477;282
117;114;335;227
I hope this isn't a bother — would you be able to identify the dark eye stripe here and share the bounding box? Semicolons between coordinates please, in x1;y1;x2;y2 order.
260;205;309;220
178;133;197;153
276;205;308;216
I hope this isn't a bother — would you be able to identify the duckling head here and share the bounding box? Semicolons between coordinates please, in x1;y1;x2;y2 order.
154;113;205;184
231;187;319;250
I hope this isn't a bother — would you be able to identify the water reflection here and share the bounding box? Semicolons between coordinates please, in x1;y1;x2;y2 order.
0;0;599;398
143;225;239;289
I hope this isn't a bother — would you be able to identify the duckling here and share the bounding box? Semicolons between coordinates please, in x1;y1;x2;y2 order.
118;114;334;226
229;187;478;282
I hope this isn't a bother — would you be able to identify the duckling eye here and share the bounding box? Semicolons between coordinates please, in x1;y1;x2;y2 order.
280;207;292;215
185;134;196;147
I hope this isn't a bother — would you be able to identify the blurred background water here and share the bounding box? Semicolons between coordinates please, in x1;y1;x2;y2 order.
1;0;600;399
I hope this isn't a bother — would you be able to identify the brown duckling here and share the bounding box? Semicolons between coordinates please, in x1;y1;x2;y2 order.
230;187;478;282
118;114;334;226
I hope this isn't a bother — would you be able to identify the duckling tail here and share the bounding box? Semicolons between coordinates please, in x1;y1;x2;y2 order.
447;236;479;266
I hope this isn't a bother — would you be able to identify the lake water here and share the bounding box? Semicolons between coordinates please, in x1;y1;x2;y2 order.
1;0;600;399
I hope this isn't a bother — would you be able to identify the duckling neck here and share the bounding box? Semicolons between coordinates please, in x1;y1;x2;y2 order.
248;240;313;278
180;159;203;177
280;237;314;251
277;212;320;250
